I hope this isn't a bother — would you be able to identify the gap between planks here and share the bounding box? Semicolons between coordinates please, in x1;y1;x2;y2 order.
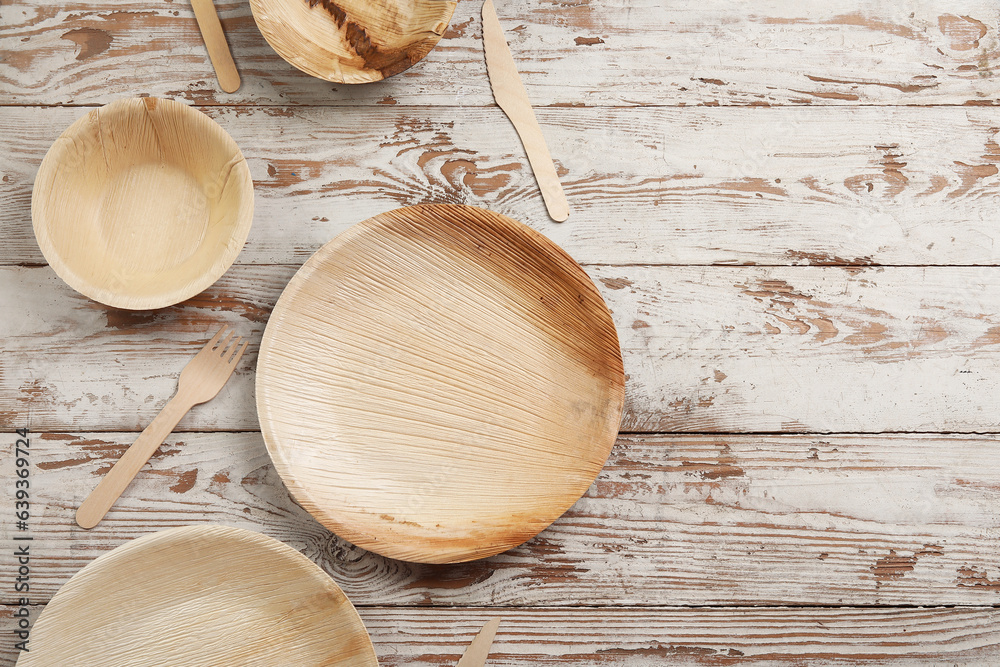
16;263;1000;269
4;600;1000;614
5;602;999;609
22;428;1000;435
1;103;999;109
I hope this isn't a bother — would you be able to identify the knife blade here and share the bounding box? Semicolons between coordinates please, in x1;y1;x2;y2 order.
456;617;501;667
482;0;569;222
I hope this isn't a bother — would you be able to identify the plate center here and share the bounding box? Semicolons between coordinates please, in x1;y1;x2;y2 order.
98;162;209;273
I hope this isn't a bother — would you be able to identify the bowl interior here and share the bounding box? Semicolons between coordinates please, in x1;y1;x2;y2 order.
32;97;253;310
250;0;457;83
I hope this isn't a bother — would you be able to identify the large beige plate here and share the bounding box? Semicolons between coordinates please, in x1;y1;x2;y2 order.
256;204;625;564
249;0;457;84
17;525;377;666
31;97;254;310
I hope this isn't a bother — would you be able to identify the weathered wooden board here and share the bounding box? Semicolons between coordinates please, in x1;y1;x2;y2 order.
3;264;1000;433
5;105;1000;267
4;432;1000;606
1;0;998;107
5;2;1000;662
358;607;1000;665
4;604;1000;666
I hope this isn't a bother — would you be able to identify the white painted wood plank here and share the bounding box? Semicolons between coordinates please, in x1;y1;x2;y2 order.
1;1;997;107
611;264;1000;432
4;605;1000;665
356;607;1000;665
4;2;999;662
3;105;1000;267
3;264;1000;433
4;432;1000;606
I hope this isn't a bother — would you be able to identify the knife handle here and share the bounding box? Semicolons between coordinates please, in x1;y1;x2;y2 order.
506;108;570;222
191;0;241;93
456;618;502;667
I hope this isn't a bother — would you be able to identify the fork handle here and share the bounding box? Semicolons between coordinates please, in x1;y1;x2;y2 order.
76;395;191;529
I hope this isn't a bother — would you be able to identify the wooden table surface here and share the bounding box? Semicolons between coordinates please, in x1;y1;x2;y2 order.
3;0;1000;664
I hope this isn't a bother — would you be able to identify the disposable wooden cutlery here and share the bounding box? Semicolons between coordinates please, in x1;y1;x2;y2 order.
192;0;241;93
76;328;247;529
482;0;569;222
456;618;501;667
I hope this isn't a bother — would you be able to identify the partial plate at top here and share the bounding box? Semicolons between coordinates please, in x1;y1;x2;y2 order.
256;204;625;563
249;0;457;83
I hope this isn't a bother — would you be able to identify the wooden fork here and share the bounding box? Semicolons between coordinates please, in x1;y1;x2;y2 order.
76;327;248;529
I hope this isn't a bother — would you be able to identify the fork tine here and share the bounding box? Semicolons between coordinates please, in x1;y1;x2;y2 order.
221;335;242;361
206;326;228;349
228;340;249;367
215;329;236;353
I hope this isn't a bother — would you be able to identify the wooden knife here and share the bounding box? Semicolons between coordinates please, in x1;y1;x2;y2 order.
191;0;241;93
482;0;569;222
456;618;501;667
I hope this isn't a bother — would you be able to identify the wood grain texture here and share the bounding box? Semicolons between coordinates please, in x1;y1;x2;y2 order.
30;98;253;309
4;264;1000;433
249;0;456;84
6;432;1000;606
257;205;623;563
15;525;377;666
4;2;1000;661
1;0;998;107
311;607;1000;665
6;605;1000;665
5;105;1000;268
